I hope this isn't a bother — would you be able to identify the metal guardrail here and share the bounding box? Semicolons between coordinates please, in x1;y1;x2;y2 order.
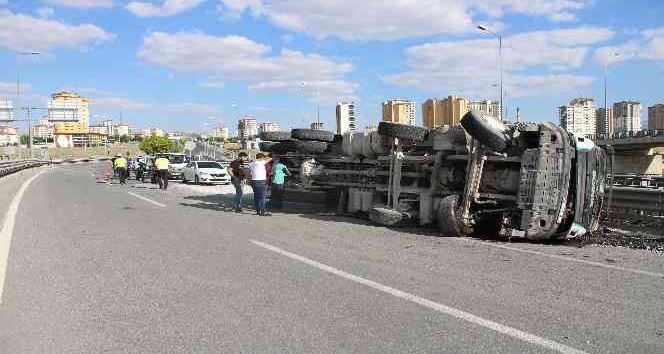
608;174;664;188
0;159;50;178
607;186;664;227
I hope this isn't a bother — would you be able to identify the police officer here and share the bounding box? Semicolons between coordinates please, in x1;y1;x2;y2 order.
154;155;170;190
113;154;128;185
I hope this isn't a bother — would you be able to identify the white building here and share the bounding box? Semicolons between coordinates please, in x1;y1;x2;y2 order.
114;124;130;137
238;117;257;140
213;127;230;140
0;99;14;121
32;118;54;140
469;100;501;118
0;125;19;146
559;98;597;138
336;102;357;134
258;122;280;133
614;101;641;134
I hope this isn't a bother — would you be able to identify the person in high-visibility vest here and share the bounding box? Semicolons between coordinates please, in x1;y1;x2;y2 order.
154;156;170;190
113;154;128;185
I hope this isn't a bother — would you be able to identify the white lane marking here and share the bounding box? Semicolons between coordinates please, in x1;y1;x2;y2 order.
127;192;166;208
463;239;664;279
0;169;48;304
251;240;588;354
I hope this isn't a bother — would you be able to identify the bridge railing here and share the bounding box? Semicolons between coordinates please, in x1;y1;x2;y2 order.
591;130;664;141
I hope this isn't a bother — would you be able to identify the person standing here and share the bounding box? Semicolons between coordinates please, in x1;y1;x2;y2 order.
113;154;128;185
270;157;291;210
248;153;272;216
228;152;249;213
154;155;170;190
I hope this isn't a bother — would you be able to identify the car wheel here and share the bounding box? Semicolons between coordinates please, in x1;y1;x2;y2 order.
377;122;428;141
460;110;510;152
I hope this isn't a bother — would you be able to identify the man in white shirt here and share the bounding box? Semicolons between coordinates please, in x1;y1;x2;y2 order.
248;153;272;216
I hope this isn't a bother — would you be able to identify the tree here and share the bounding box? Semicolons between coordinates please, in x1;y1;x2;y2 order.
20;135;29;145
118;135;130;143
139;135;173;154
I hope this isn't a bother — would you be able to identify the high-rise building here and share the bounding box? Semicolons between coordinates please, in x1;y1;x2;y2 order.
238;117;257;140
336;101;357;134
0;98;14;121
595;108;614;136
310;122;325;130
422;96;469;129
648;103;664;130
258;122;281;134
382;99;416;125
469;100;501;118
559;98;597;137
613;101;641;134
49;91;90;135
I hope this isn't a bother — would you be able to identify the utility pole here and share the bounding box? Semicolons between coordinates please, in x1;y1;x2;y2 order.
478;26;503;121
603;52;620;137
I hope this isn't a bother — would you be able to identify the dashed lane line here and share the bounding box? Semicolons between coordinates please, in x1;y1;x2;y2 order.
251;239;589;354
0;169;48;304
127;191;166;208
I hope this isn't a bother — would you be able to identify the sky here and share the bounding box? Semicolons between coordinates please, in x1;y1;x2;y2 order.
1;0;664;133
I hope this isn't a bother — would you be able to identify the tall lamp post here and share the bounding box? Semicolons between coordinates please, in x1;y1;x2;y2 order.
298;82;320;128
603;52;620;137
16;51;40;156
478;25;503;121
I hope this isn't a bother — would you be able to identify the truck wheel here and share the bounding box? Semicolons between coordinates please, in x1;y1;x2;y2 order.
291;129;335;142
438;195;469;237
460;110;509;152
377;122;428;141
369;207;403;226
296;140;328;154
259;142;276;152
260;131;292;142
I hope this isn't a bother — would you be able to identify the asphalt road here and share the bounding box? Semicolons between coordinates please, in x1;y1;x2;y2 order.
0;164;663;353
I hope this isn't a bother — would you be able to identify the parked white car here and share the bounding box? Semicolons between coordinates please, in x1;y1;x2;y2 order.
182;161;231;185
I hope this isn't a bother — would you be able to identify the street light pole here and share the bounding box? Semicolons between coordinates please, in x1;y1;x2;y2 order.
478;26;503;121
16;51;40;157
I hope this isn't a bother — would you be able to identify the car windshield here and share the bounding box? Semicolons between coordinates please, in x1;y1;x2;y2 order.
197;162;221;169
168;155;186;164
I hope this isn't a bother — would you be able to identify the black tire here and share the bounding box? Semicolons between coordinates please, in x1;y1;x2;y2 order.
272;140;299;155
291;129;335;142
369;207;403;226
438;195;469;237
260;131;292;142
460;110;510;152
377;122;428;141
259;142;277;152
296;140;328;155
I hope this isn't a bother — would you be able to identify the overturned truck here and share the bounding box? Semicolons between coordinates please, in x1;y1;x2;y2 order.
260;111;606;241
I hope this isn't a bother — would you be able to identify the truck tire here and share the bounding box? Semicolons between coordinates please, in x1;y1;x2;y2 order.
438;195;468;237
378;122;428;141
260;131;292;142
460;110;509;152
291;129;335;142
296;140;328;154
259;142;277;152
369;207;403;226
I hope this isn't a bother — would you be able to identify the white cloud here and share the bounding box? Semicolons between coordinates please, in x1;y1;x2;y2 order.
137;31;357;101
385;27;611;98
44;0;114;8
593;27;664;66
126;0;205;17
90;95;223;118
217;0;591;41
0;10;114;52
0;0;8;6
36;7;55;18
199;81;226;89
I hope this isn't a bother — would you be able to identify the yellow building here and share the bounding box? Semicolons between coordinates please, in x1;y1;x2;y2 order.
382;99;416;125
49;91;90;135
422;95;469;129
